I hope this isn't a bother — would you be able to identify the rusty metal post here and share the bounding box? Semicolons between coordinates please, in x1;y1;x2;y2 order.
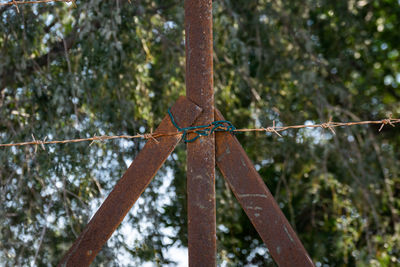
185;0;216;266
215;109;314;267
58;96;202;266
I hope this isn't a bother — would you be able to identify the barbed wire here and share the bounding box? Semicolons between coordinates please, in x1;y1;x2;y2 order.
0;0;76;12
234;115;399;137
0;116;398;150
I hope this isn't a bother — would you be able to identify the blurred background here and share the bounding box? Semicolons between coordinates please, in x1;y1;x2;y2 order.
0;0;399;266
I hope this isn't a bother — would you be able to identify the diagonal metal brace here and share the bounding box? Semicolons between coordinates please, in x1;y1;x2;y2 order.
58;96;202;267
215;109;314;267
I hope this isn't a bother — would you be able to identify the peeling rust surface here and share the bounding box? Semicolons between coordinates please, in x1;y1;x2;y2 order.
58;96;202;267
215;109;314;267
185;0;216;266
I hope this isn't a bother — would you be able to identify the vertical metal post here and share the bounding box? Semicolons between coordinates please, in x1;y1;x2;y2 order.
185;0;216;266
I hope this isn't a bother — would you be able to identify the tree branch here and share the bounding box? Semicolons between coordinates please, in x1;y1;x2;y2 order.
0;2;179;89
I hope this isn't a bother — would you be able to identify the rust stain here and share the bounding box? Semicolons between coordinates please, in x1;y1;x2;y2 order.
216;146;230;162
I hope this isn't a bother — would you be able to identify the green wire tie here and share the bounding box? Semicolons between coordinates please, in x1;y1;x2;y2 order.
168;108;236;143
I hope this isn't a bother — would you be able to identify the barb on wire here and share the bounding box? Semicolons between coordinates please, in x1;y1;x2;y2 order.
139;128;160;144
89;134;105;146
263;121;282;137
0;116;399;149
12;0;19;13
31;134;47;152
379;114;395;132
320;117;335;134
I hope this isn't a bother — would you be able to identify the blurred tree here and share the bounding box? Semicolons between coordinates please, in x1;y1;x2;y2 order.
0;0;399;266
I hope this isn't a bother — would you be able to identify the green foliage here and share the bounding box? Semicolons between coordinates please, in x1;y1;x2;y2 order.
1;0;399;266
